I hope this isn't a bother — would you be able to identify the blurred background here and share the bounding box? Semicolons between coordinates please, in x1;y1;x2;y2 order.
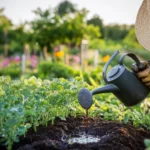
0;0;147;84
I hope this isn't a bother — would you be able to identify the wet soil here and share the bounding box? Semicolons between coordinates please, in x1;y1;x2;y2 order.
1;116;150;150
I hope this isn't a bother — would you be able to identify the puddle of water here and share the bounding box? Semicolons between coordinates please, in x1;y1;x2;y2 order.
67;134;100;144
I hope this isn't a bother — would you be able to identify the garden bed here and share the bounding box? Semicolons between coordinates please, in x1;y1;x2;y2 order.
1;77;150;150
1;116;149;150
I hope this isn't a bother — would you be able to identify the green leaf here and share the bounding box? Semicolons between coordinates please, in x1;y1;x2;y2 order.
59;116;66;121
144;139;150;148
123;116;129;124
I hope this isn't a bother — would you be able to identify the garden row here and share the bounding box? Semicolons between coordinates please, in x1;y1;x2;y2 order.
0;76;150;149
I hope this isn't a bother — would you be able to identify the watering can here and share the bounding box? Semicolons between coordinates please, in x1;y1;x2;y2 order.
78;51;150;109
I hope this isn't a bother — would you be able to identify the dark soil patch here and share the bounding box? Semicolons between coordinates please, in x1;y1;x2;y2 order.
1;117;150;150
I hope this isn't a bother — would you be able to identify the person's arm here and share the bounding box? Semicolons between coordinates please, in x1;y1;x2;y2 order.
132;61;150;88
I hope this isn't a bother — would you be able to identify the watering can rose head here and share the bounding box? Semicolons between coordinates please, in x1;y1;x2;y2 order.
78;88;93;110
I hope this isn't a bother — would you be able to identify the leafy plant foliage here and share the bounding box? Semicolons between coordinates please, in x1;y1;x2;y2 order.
0;76;150;149
0;76;88;149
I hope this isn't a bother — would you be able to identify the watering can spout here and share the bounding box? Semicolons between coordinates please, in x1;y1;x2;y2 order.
91;84;120;95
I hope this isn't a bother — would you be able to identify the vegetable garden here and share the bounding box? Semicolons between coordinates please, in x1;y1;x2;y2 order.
1;1;150;149
1;74;150;150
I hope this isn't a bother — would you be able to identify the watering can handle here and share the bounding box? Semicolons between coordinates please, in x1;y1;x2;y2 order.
103;51;119;83
119;53;146;70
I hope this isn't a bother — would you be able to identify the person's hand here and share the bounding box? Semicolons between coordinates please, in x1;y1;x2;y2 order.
132;61;150;88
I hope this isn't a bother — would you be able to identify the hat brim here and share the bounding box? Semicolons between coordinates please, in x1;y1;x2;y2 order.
135;0;150;50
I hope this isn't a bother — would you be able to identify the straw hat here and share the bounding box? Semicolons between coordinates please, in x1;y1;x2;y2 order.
135;0;150;50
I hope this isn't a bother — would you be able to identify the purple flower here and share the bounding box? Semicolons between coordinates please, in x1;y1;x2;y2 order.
72;55;80;63
14;56;21;63
2;58;10;67
30;55;38;68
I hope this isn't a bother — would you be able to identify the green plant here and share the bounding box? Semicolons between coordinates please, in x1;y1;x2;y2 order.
0;64;21;79
144;139;150;150
34;61;96;85
89;39;123;51
36;61;79;80
1;74;150;149
0;76;90;149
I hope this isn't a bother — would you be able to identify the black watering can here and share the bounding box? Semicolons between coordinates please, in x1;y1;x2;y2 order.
78;51;150;109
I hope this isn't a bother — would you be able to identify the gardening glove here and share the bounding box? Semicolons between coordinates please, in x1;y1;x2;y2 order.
132;61;150;88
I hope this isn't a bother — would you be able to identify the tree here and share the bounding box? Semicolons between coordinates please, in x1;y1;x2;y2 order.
0;8;12;31
0;8;12;56
8;23;32;55
56;8;100;46
56;0;77;16
87;15;104;38
123;28;142;49
104;24;132;41
31;7;100;53
31;7;62;56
